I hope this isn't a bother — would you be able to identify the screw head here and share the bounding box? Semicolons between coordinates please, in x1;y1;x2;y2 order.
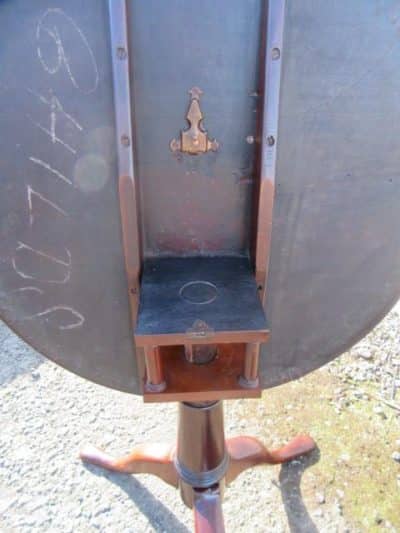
266;135;275;146
271;47;281;60
121;134;130;147
117;46;127;60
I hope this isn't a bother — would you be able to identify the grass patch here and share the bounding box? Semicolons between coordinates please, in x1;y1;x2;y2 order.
239;369;399;530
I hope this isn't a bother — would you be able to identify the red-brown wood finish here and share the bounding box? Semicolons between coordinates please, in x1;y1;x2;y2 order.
80;401;316;533
193;488;226;533
142;345;262;403
80;442;178;488
118;175;142;324
143;346;165;388
225;434;316;484
80;434;315;487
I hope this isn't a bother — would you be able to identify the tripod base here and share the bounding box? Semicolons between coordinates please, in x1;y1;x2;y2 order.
80;402;315;532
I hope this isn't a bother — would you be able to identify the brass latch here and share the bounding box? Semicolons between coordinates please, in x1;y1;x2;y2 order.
170;87;219;155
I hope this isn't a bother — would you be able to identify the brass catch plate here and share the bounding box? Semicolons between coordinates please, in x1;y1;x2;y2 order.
170;87;219;155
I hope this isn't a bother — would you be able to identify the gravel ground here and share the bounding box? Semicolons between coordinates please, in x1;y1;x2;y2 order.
1;303;399;532
328;307;400;403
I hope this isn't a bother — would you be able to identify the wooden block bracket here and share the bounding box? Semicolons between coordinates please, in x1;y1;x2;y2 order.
134;257;269;401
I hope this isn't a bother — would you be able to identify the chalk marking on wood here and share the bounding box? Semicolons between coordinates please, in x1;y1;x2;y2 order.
37;23;63;75
27;116;77;155
12;242;71;284
27;89;83;131
12;286;44;295
36;8;99;94
26;305;85;330
15;242;71;267
29;157;72;186
27;185;68;226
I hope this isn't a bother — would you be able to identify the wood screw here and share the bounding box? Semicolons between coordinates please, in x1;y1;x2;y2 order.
271;47;280;60
121;134;130;147
117;46;127;60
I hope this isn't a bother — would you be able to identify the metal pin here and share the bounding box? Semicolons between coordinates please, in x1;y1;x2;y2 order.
117;46;127;60
271;47;281;60
121;134;130;147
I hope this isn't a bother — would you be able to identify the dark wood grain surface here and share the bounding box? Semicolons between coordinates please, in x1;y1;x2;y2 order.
135;257;267;340
1;1;400;394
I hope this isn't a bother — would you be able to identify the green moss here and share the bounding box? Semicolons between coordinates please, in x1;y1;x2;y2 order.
239;369;399;530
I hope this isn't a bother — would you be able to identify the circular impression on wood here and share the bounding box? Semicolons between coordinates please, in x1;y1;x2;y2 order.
179;281;218;305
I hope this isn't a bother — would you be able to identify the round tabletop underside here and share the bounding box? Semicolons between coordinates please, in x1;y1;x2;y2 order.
1;1;400;394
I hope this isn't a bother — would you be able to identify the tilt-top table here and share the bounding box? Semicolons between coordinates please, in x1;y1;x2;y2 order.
1;1;400;530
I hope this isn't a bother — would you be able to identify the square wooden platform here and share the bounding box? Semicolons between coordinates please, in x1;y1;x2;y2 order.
135;257;269;347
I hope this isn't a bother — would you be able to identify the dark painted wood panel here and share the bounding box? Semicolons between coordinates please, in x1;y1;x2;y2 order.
135;257;267;339
1;1;400;395
0;0;138;392
259;0;400;386
128;0;263;256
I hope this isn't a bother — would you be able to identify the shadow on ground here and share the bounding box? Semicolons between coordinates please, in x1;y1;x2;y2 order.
83;447;320;533
279;447;321;532
83;462;189;533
